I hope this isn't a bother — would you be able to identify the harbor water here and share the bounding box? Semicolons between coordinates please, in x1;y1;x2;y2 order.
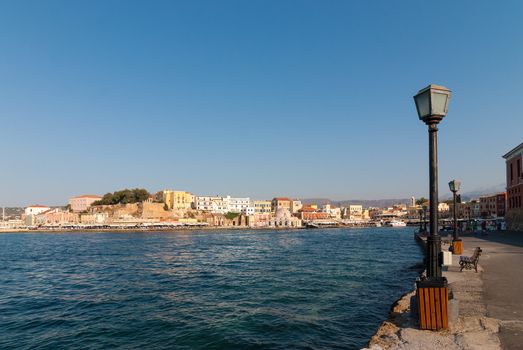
0;228;423;349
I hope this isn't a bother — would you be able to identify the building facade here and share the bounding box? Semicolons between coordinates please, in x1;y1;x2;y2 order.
503;142;523;230
25;205;51;217
347;205;363;221
69;195;102;212
194;196;227;213
224;196;250;213
291;200;303;213
163;190;194;210
254;200;272;214
272;197;292;212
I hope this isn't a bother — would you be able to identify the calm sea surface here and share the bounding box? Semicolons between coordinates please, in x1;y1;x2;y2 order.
0;228;422;350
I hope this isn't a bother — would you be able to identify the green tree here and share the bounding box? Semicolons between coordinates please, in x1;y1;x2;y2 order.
416;197;428;206
93;188;151;205
225;212;240;220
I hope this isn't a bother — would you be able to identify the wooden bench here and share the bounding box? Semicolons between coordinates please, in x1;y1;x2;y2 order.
459;247;482;272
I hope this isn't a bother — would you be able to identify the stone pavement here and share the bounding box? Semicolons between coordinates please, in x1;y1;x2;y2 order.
462;231;523;349
365;231;523;350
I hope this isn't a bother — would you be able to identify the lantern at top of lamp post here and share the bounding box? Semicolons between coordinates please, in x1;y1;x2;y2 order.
413;84;452;124
448;179;461;193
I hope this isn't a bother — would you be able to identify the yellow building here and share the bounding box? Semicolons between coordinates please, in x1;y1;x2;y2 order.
163;190;194;210
254;200;272;214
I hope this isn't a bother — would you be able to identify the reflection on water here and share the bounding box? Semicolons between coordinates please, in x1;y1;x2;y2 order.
0;228;422;350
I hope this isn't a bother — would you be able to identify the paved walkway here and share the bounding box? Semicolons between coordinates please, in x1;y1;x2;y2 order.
366;231;523;350
462;232;523;349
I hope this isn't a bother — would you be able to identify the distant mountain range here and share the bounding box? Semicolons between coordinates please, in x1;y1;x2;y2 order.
302;184;507;208
301;198;411;208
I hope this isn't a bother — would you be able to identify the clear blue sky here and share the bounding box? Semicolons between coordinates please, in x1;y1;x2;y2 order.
1;0;522;206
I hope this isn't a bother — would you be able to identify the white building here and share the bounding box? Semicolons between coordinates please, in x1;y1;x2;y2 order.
194;196;227;213
224;196;250;213
438;203;450;212
25;205;51;217
291;200;303;213
269;208;302;228
194;196;250;214
321;204;341;219
241;206;255;216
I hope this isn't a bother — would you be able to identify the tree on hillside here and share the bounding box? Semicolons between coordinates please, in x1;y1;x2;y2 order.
153;191;164;203
416;197;428;206
93;188;151;205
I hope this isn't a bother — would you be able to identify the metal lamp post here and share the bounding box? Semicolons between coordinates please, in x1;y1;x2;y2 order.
413;84;451;330
422;204;428;232
419;209;424;233
449;180;463;254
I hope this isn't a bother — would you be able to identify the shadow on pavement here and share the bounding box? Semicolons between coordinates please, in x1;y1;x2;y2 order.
459;230;523;249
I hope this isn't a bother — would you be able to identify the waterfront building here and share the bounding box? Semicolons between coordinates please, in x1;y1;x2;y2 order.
321;204;341;219
469;200;481;218
163;190;194;210
35;209;79;225
503;142;523;230
438;202;449;213
271;197;292;212
24;205;51;217
69;194;102;212
241;206;255;216
251;213;272;227
194;195;249;214
194;196;227;213
347;205;363;221
349;205;363;220
291;200;302;213
0;219;24;229
299;205;331;221
224;196;250;213
80;212;108;224
496;193;507;217
479;193;506;218
269;208;302;227
254;200;272;214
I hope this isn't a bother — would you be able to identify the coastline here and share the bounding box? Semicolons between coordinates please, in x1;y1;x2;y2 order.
0;226;306;234
365;234;503;350
0;224;390;234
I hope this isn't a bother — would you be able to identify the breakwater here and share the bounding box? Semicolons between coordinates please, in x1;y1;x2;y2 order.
0;228;423;349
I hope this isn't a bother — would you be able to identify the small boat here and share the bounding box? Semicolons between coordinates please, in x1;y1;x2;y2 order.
386;220;407;227
306;223;320;229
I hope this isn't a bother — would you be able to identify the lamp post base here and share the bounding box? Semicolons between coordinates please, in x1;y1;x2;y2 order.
416;278;449;330
452;239;463;255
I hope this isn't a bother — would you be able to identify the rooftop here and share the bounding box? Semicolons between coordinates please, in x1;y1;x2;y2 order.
502;142;523;159
72;194;102;199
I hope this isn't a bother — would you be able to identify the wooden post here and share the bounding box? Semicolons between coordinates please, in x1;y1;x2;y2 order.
416;279;449;330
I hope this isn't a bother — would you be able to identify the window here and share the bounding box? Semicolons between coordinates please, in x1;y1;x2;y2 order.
519;159;522;179
511;163;514;181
